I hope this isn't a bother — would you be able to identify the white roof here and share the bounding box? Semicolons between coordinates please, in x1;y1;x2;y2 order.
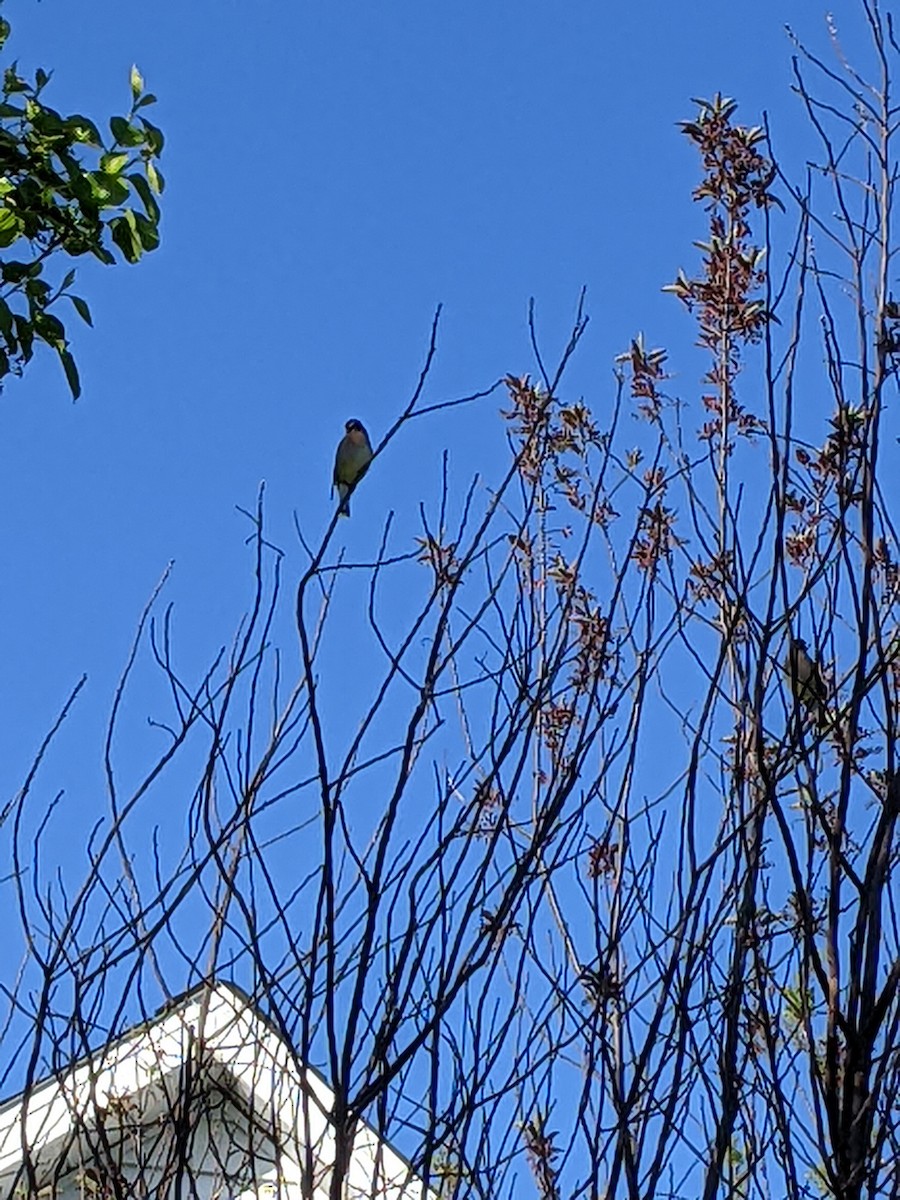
0;982;434;1200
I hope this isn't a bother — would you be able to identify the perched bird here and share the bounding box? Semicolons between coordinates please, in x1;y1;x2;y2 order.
786;637;828;730
332;418;373;517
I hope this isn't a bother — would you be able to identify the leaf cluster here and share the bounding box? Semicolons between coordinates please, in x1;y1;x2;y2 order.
0;15;163;398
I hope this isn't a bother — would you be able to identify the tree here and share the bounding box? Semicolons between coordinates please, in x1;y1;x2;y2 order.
3;3;899;1199
0;4;163;400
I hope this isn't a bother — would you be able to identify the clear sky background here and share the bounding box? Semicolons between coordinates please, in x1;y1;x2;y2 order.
0;1;878;895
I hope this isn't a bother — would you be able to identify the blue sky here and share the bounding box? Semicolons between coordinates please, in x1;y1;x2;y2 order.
0;0;874;900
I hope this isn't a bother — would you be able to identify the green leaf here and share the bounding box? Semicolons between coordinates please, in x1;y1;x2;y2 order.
34;311;66;344
4;66;29;94
0;102;23;118
128;171;160;222
0;18;11;52
0;260;33;284
109;115;129;143
146;160;164;194
60;268;77;291
31;105;65;140
66;114;102;145
69;294;93;326
100;151;129;175
136;93;157;109
139;116;164;155
58;344;80;400
34;67;51;92
25;277;50;304
130;64;144;100
109;115;145;147
90;243;116;266
134;213;159;252
88;170;129;206
14;313;34;362
0;206;20;247
0;297;14;340
110;211;142;263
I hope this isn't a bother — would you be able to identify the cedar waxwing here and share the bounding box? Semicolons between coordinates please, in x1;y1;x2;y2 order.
333;419;373;517
786;637;828;729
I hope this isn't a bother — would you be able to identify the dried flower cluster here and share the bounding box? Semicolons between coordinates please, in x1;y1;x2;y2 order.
586;837;618;879
415;534;462;588
688;550;736;604
664;94;777;448
633;499;682;574
502;374;603;512
522;1112;561;1200
617;333;669;424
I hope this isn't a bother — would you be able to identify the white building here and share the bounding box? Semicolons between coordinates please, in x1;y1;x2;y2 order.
0;982;435;1200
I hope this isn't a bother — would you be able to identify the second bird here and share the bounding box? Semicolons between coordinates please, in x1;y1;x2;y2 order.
786;637;828;730
333;418;373;518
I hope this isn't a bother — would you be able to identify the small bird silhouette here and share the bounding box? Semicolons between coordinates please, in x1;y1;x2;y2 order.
786;637;827;730
333;418;373;517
